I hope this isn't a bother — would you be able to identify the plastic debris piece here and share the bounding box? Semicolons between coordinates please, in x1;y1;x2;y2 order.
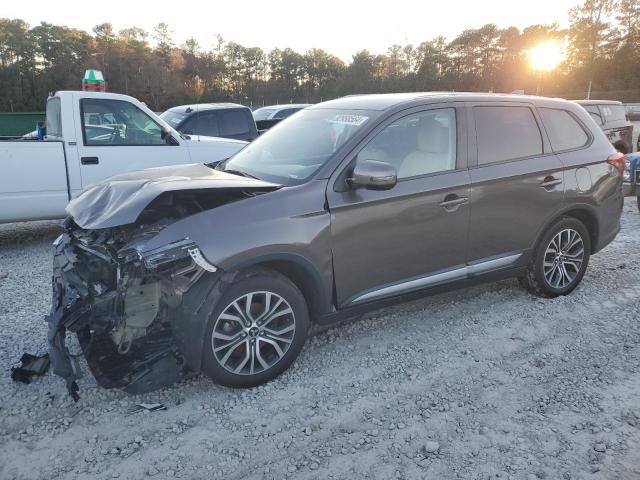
127;403;167;415
11;353;50;384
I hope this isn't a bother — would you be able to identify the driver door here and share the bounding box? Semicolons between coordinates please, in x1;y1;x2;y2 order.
73;97;190;188
327;105;471;306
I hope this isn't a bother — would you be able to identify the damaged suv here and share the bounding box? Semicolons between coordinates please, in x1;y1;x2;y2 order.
47;93;624;399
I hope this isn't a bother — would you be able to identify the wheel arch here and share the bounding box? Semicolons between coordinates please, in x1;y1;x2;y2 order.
226;253;333;320
535;205;599;254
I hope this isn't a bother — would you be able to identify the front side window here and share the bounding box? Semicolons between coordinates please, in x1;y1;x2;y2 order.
81;99;165;146
180;112;220;137
220;110;251;137
539;108;589;151
46;97;62;137
357;108;457;179
223;108;378;185
474;106;542;165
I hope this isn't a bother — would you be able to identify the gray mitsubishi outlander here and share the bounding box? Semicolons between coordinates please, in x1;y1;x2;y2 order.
47;93;624;399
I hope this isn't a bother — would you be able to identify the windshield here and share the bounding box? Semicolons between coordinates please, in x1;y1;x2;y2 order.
160;110;188;128
223;108;377;185
252;108;276;121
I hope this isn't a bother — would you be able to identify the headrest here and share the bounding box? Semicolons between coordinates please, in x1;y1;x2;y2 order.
417;117;449;153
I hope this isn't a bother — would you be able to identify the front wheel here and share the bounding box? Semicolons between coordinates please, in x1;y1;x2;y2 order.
519;217;591;298
202;268;309;388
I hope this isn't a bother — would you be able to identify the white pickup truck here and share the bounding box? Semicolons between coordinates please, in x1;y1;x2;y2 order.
0;91;247;223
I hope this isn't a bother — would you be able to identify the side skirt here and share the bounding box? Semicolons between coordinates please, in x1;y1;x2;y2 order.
316;264;528;326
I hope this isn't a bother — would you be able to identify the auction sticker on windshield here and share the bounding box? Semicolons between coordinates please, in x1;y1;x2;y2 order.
330;114;368;126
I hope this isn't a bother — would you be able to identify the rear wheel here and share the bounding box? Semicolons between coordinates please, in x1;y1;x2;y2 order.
202;268;309;388
519;217;591;298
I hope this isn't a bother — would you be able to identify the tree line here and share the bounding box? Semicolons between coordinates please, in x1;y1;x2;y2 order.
1;0;639;112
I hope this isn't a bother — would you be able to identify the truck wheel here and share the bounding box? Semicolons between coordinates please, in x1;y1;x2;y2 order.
202;268;309;388
519;217;591;298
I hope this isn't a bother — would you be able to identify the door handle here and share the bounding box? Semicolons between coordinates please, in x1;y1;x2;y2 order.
439;194;468;211
81;156;99;165
539;176;562;189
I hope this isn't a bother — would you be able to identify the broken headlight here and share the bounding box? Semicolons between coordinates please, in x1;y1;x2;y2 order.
122;239;217;273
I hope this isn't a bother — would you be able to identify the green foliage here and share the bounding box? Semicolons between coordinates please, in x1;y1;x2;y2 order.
1;1;639;112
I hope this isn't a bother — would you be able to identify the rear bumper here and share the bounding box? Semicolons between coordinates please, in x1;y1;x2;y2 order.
592;186;624;254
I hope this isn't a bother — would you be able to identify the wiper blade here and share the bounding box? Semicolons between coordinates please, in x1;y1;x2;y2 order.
223;168;259;180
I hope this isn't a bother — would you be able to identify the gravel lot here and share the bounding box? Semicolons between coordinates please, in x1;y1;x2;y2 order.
1;199;639;480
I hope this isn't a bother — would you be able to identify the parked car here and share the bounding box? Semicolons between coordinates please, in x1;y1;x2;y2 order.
252;104;310;133
623;152;640;211
160;103;259;141
575;100;634;153
46;92;624;399
0;91;247;224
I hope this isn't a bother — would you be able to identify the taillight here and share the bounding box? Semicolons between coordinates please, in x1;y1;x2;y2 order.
607;152;625;176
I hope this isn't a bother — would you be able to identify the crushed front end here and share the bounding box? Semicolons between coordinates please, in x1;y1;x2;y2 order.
46;218;220;401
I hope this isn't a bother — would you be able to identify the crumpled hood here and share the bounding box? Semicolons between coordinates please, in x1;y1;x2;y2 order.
67;163;280;229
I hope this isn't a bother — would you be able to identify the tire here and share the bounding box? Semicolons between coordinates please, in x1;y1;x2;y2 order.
519;217;591;298
202;268;309;388
636;196;640;213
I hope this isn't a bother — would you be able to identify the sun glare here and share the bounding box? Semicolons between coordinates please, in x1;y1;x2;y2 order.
529;41;564;71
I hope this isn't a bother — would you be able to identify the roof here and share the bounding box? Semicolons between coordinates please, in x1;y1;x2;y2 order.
309;92;578;111
164;103;249;114
574;99;623;106
255;104;310;111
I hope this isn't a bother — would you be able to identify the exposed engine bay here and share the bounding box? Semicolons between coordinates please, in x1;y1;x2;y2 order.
45;181;276;400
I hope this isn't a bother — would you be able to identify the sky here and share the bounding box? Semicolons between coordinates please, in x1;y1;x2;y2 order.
3;0;579;61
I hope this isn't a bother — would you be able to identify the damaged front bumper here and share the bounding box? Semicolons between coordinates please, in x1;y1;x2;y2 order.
45;220;221;401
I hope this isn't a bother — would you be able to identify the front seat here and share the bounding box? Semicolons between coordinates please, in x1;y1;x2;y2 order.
398;117;452;178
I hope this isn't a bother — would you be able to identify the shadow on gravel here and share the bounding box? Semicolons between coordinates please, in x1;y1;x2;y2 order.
0;220;63;248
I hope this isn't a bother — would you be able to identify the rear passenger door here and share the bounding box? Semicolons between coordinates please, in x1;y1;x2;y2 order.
466;103;564;265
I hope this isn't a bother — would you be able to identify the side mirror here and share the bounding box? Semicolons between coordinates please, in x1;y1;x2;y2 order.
348;159;397;190
161;127;179;145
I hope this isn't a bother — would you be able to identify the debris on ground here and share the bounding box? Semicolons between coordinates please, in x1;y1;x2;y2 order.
127;403;167;415
10;353;50;384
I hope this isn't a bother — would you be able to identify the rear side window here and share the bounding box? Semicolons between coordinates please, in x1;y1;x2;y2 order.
474;106;543;165
539;108;589;151
46;97;62;137
220;110;251;136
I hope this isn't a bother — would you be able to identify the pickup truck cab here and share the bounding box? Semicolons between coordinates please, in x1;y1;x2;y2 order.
0;91;247;223
160;103;259;142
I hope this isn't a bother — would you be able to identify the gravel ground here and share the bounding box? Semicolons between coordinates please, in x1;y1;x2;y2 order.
1;200;639;480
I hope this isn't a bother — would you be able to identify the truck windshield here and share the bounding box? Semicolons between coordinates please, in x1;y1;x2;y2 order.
252;108;275;121
223;109;377;185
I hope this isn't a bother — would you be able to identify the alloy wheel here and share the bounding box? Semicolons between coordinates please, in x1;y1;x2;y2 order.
211;291;295;375
543;228;585;289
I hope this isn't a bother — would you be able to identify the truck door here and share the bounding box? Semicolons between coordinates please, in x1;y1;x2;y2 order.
73;97;190;188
